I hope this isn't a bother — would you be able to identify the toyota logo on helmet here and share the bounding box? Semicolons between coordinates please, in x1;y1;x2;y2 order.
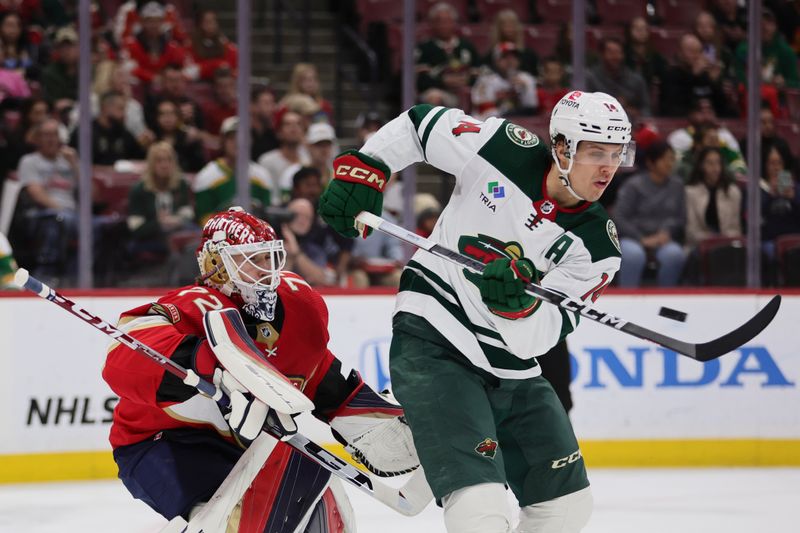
548;91;635;200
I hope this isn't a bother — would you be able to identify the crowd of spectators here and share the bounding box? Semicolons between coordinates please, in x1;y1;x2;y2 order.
409;0;800;287
0;0;407;289
0;0;798;290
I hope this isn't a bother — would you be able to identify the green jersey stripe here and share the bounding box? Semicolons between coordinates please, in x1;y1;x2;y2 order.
421;107;448;157
477;339;539;371
400;269;473;331
400;270;538;371
407;104;435;131
405;260;504;342
406;259;460;301
558;307;579;343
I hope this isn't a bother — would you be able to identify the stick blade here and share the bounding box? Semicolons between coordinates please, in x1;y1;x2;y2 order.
693;295;782;362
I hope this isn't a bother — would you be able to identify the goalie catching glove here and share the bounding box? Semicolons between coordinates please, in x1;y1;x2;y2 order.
329;373;419;477
479;257;541;320
318;150;391;238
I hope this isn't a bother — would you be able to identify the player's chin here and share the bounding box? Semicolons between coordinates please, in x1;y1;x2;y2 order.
582;184;605;202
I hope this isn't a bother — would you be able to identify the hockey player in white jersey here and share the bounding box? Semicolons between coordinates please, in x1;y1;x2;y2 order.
319;91;634;532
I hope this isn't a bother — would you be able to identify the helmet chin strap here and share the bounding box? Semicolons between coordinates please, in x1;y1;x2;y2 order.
551;148;586;202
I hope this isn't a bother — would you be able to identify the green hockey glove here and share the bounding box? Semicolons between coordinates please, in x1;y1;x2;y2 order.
479;258;541;319
318;149;391;238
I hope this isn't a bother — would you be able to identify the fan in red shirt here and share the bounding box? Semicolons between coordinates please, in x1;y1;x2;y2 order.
188;9;238;81
122;1;186;84
103;207;419;531
114;0;188;46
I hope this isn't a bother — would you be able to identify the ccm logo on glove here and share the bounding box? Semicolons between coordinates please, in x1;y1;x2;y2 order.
334;154;388;192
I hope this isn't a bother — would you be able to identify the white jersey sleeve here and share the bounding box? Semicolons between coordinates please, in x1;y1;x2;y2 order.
360;105;505;185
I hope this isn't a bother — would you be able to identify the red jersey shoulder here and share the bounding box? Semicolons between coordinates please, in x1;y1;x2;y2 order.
146;285;238;326
278;272;329;329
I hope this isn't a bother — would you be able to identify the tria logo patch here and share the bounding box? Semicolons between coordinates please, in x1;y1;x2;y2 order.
475;438;498;459
488;181;505;199
478;179;511;212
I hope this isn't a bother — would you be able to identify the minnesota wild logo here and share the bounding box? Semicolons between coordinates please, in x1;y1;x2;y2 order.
475;438;498;459
458;234;535;287
505;123;539;148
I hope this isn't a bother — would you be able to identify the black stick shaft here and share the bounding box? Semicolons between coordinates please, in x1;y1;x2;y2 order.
356;212;781;362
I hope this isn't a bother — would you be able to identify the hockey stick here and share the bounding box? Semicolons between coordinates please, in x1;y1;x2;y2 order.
13;268;432;517
355;212;781;362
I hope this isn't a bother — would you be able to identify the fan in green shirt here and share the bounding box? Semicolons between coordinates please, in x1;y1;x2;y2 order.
192;117;272;225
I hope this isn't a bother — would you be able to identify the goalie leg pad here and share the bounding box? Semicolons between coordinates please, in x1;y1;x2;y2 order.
515;486;593;533
442;482;513;533
300;480;354;533
234;443;333;533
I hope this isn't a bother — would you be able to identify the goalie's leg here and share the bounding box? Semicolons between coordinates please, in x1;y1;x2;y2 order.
228;442;353;533
114;428;354;532
113;427;245;521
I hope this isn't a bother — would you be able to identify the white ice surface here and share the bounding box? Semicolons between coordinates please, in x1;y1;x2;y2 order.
0;468;798;533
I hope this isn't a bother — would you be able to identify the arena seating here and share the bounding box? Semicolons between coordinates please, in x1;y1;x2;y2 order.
776;234;800;286
536;0;574;24
655;0;705;27
697;236;747;286
594;0;648;26
474;0;531;23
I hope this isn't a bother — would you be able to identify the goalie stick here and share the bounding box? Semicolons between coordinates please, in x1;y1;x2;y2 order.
12;268;432;517
355;211;781;362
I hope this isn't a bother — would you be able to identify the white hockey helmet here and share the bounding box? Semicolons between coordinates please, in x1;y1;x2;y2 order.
549;91;635;199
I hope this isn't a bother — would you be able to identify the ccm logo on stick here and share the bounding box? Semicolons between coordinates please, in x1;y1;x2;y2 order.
336;165;386;190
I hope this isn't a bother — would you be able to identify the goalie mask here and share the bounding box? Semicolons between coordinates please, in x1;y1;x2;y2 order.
197;207;286;320
549;91;635;201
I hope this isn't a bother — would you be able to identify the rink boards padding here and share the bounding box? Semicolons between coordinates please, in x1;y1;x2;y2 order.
0;289;798;483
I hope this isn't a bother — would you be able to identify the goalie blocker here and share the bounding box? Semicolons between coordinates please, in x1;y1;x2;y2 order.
202;307;419;477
